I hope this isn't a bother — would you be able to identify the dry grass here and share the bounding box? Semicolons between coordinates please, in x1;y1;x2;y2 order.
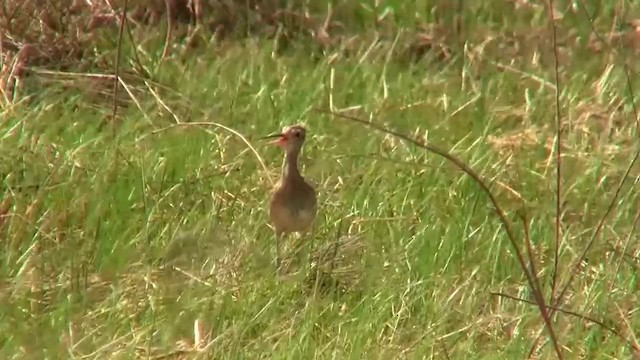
4;0;639;118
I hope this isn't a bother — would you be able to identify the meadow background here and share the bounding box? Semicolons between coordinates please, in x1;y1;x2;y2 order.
1;0;639;359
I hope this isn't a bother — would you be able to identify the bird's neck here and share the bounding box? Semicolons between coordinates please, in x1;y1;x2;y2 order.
281;148;302;181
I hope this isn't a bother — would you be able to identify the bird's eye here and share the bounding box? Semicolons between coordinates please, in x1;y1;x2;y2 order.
293;131;301;138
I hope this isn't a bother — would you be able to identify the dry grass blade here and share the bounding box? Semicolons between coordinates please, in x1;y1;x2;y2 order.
160;0;173;65
615;304;640;357
314;107;564;359
305;233;365;295
193;318;209;350
136;121;273;186
31;69;142;110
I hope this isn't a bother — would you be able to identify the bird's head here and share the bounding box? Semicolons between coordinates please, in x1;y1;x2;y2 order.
263;124;307;153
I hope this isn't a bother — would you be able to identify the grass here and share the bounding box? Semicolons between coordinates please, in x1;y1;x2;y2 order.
2;1;640;359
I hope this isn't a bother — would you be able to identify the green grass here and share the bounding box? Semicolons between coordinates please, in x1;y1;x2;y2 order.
2;1;640;359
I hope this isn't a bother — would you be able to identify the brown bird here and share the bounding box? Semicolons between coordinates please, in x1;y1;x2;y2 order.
264;124;317;270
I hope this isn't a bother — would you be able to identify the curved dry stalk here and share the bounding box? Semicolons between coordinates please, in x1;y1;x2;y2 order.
314;108;564;359
136;122;274;186
160;0;172;65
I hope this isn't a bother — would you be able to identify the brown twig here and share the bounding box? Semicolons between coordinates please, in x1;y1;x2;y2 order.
547;0;563;304
124;12;149;78
520;211;544;301
491;292;625;341
528;2;640;357
111;0;128;127
510;149;541;287
611;206;640;285
555;0;640;314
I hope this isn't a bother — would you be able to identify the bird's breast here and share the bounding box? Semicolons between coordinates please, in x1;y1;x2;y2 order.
269;187;316;234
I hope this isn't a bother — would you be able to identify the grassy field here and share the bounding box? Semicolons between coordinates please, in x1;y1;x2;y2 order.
2;1;640;359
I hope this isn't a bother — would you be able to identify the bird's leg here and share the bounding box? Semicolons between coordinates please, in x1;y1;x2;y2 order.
306;229;315;269
274;230;283;271
286;231;310;270
299;228;321;298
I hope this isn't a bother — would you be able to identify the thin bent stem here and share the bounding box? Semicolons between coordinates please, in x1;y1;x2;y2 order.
315;108;564;359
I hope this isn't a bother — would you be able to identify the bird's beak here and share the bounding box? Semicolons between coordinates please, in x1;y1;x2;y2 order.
261;133;287;148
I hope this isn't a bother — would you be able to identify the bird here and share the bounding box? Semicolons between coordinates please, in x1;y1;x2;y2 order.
263;124;317;270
